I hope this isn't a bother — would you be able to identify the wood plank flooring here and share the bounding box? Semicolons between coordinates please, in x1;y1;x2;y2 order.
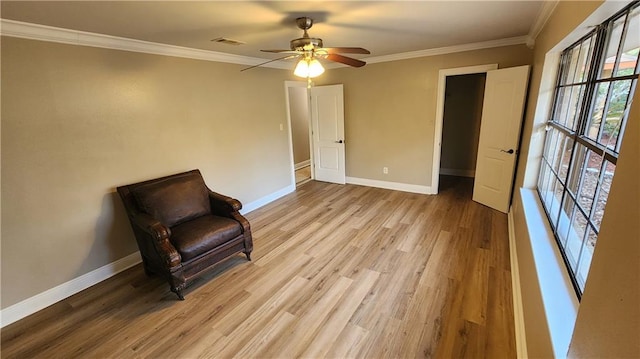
1;176;516;358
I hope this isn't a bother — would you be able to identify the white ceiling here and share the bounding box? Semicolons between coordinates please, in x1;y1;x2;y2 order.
1;1;547;63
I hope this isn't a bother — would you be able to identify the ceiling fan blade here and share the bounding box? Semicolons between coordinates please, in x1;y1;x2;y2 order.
326;54;366;68
260;49;298;54
241;54;299;72
324;47;371;55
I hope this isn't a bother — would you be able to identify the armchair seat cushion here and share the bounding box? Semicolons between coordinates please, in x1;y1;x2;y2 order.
170;215;242;261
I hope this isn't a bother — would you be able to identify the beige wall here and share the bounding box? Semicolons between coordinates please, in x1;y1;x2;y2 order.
510;4;597;356
317;44;532;186
440;73;486;174
514;0;604;190
288;86;310;165
1;37;295;308
511;0;639;357
510;3;602;355
0;31;532;314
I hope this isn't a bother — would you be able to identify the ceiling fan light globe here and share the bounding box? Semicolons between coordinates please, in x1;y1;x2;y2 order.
308;59;325;77
293;60;310;77
294;58;324;78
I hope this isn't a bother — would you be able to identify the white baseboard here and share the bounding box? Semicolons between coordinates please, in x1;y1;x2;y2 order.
0;184;296;329
1;252;142;328
294;160;310;170
241;184;296;215
440;168;475;178
346;177;433;195
508;208;529;358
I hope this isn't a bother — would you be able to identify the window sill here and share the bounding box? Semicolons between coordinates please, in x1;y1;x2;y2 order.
517;188;580;357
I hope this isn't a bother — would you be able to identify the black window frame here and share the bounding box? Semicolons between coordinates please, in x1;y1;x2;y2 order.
537;1;639;299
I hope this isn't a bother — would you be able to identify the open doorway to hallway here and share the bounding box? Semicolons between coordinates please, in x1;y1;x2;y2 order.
439;73;487;197
287;85;312;186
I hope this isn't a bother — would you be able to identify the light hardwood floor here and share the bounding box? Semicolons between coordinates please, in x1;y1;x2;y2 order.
1;176;516;358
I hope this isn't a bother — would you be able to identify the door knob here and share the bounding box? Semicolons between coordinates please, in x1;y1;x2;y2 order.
501;149;515;154
335;140;344;144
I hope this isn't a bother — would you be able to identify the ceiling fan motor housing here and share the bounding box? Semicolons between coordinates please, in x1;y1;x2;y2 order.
291;17;323;51
296;17;314;31
290;37;323;51
250;15;367;71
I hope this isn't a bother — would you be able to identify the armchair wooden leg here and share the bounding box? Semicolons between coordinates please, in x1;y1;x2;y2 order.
245;251;252;261
171;287;185;301
143;263;155;277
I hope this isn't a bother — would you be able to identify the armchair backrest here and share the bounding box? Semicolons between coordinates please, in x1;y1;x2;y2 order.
117;170;211;227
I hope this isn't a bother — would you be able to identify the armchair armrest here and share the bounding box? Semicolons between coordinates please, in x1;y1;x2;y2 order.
208;190;242;216
207;190;251;235
130;213;181;267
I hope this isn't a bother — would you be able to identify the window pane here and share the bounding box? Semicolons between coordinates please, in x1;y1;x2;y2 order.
558;195;577;248
617;47;639;77
539;163;547;194
539;161;551;200
576;150;604;215
561;46;581;84
554;85;585;129
565;208;588;272
558;135;575;183
538;161;546;189
541;165;558;224
552;86;570;124
587;82;610;140
543;127;560;164
539;162;551;196
549;178;564;227
550;130;566;173
561;36;596;84
602;79;632;149
575;37;595;82
576;227;598;290
592;161;616;230
566;144;587;197
616;6;639;77
568;45;582;83
567;85;586;130
599;15;626;79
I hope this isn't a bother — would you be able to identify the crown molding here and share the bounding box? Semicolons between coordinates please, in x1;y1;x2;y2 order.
2;19;531;69
526;0;559;48
364;36;529;64
0;19;292;69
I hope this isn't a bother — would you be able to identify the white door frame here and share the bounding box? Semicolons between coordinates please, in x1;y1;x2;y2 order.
431;64;498;194
284;81;313;186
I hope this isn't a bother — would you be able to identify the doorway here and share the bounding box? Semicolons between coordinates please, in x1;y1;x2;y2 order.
433;65;530;212
285;82;347;187
431;64;498;194
285;82;312;186
440;73;487;182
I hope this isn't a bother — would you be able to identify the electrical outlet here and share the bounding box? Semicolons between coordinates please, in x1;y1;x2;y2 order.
383;167;388;174
279;123;284;131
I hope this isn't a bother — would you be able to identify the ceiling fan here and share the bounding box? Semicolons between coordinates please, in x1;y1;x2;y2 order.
242;17;370;78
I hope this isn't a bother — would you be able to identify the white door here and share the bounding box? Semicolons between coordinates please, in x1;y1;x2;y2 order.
310;84;346;184
473;65;530;213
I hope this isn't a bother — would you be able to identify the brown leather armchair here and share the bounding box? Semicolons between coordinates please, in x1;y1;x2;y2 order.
117;169;253;300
